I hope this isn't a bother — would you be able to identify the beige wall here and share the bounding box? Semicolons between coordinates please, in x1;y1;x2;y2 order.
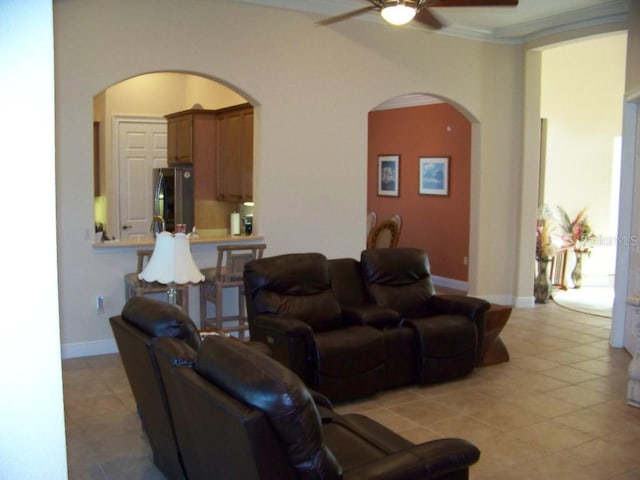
55;0;532;350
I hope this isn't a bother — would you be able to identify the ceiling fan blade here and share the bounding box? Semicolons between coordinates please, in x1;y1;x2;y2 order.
414;7;444;29
426;0;518;6
315;6;378;26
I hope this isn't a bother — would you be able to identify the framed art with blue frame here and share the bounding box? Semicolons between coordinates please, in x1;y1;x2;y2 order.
419;156;449;196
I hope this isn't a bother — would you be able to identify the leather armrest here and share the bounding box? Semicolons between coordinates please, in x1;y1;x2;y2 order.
344;438;480;480
251;313;314;337
249;313;316;387
427;295;491;365
342;305;401;328
427;295;490;321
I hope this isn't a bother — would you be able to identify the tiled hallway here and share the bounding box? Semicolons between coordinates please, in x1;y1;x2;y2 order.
63;302;640;479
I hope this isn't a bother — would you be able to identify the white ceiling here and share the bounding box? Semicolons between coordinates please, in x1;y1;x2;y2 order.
231;0;629;42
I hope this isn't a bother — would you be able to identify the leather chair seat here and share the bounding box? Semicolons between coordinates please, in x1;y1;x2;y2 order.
152;334;481;480
380;326;418;388
314;325;385;399
323;414;414;470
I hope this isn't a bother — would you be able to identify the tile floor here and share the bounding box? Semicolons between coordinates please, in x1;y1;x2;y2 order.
63;301;640;479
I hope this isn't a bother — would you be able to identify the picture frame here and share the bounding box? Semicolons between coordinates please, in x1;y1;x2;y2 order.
377;155;400;197
419;156;449;196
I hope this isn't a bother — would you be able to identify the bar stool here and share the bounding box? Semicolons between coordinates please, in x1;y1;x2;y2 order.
124;249;190;315
199;243;266;338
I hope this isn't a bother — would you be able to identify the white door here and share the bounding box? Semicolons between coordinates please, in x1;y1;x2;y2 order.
117;118;167;239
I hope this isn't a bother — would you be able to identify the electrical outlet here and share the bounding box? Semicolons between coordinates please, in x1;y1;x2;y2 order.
463;256;468;265
96;295;105;313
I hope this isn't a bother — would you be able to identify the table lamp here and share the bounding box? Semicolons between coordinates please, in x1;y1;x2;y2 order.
138;231;204;306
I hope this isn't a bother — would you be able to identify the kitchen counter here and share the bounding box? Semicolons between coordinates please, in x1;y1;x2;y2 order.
93;233;264;249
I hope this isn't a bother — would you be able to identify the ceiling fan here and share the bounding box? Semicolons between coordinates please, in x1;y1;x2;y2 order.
316;0;519;30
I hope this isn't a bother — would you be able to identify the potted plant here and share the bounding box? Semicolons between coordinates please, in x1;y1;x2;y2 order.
557;207;597;288
535;207;562;303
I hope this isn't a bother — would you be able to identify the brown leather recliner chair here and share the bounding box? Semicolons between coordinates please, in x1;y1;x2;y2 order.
109;296;202;480
360;248;491;385
328;257;418;389
244;252;386;402
152;334;481;480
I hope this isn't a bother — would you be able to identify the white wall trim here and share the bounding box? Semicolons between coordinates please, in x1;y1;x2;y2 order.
432;275;467;292
61;339;118;359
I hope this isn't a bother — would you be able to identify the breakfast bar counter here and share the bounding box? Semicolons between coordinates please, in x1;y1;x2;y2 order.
92;234;264;249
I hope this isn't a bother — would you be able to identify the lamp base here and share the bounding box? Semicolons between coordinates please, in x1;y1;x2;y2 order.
167;282;178;307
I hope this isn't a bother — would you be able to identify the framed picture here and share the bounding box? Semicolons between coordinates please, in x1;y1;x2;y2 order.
419;156;449;196
378;155;400;197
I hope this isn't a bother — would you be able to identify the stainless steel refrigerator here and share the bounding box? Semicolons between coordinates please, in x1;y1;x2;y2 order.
153;167;194;233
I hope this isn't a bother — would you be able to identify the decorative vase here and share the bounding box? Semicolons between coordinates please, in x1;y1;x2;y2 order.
571;250;585;289
534;257;551;304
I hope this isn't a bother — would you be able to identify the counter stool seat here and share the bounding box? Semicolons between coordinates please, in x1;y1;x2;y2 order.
199;243;266;338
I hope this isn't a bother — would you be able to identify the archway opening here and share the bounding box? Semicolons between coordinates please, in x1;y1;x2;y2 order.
92;71;254;240
367;94;474;292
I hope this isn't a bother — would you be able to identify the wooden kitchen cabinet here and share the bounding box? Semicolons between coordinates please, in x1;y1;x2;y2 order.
216;103;253;202
165;108;225;230
165;109;217;166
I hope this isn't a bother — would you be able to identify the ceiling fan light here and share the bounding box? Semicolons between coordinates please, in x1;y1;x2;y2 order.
381;4;416;26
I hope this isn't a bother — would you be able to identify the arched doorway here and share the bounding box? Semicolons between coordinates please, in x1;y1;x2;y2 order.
367;94;473;292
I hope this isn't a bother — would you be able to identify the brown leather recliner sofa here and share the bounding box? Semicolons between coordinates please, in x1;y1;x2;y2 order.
244;248;490;403
110;296;202;480
111;296;481;480
152;333;481;480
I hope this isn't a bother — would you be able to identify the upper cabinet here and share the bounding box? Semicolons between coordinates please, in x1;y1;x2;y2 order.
166;109;217;167
165;104;254;203
216;103;254;202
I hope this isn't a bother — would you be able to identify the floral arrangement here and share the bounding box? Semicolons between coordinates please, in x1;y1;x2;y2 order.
557;206;597;254
536;206;561;260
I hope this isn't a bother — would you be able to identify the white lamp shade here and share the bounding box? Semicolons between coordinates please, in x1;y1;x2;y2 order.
381;4;416;26
138;232;204;284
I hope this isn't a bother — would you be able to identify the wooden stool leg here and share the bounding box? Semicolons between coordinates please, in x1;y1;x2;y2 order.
181;287;189;317
199;283;207;327
215;285;223;330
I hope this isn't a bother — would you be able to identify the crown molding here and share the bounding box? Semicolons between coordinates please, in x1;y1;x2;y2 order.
231;0;630;44
372;94;443;111
493;0;630;40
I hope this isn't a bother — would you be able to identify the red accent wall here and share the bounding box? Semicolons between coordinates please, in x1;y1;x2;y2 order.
368;103;471;281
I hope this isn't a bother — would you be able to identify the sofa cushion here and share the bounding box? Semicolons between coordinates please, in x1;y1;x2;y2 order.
245;253;343;332
194;336;341;480
361;248;435;318
121;296;201;350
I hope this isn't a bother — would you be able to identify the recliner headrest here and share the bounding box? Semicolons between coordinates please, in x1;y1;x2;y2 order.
244;253;343;331
244;253;331;295
361;248;433;287
195;336;341;480
121;297;201;351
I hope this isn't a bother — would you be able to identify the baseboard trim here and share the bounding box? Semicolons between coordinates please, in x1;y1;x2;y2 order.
61;339;118;359
432;276;468;292
514;296;535;308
